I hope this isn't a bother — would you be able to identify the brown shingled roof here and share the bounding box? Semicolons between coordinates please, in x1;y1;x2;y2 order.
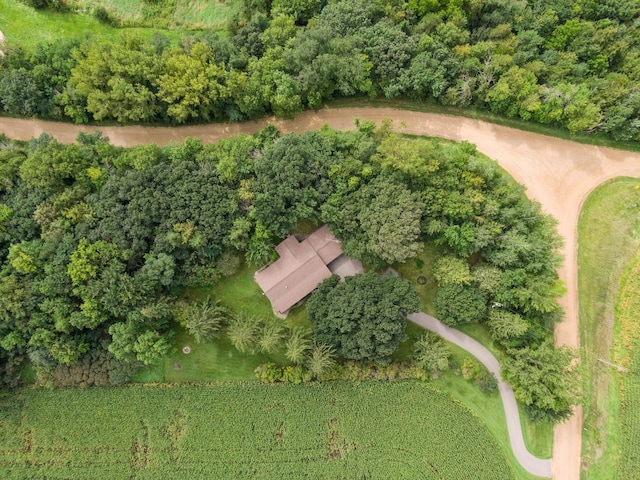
254;225;343;313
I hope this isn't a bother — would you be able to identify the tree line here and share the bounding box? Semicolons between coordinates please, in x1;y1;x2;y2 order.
1;0;639;141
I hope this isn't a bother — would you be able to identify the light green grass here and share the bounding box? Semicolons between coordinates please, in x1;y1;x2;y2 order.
454;323;554;460
132;262;309;383
0;0;183;51
436;343;549;479
0;381;515;479
67;0;240;30
392;241;553;462
173;0;241;29
578;178;640;478
208;262;309;327
131;325;290;383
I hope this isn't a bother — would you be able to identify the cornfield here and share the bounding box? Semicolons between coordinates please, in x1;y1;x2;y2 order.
0;381;514;479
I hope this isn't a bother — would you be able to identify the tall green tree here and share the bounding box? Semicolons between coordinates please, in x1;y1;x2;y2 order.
308;273;420;363
323;176;424;265
412;332;451;374
177;298;228;344
63;35;162;123
157;42;231;123
502;341;580;423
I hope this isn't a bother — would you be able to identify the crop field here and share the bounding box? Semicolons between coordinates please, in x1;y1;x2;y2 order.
0;381;514;479
614;252;640;478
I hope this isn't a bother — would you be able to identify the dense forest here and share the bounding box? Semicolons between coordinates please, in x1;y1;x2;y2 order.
0;122;577;420
1;0;640;140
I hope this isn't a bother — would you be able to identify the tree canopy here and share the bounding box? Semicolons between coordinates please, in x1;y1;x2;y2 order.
0;125;574;418
307;273;420;363
3;0;640;141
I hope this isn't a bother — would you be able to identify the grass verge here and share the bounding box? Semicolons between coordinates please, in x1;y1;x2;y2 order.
578;178;640;478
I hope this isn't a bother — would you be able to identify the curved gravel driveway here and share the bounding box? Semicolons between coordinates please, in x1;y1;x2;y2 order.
3;107;640;479
407;312;552;478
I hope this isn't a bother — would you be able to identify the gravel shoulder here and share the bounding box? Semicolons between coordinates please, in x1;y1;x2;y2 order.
3;108;640;479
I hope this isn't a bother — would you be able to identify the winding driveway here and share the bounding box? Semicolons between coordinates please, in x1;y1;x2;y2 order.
407;312;552;478
3;107;640;479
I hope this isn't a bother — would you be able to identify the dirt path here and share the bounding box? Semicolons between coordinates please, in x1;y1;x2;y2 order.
3;108;640;479
407;311;552;477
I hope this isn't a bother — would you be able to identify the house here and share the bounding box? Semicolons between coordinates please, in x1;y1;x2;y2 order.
254;225;344;314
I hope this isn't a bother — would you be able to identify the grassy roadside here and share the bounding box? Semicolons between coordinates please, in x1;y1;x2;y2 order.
437;342;551;479
578;178;640;478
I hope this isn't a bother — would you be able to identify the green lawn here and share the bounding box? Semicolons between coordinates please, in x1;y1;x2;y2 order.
392;234;554;462
133;261;309;383
0;0;184;51
0;381;515;479
393;243;443;316
578;178;640;478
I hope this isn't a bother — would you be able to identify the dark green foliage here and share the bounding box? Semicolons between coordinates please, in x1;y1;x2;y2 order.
461;357;498;393
435;284;488;326
0;126;572;412
323;176;424;266
2;0;640;140
34;339;140;388
253;131;336;238
502;341;580;423
308;273;420;363
93;7;116;25
0;69;41;116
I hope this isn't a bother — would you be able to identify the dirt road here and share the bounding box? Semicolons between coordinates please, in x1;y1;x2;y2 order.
3;108;640;479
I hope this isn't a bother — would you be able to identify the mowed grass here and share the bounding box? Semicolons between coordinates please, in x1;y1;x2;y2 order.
173;0;242;29
578;178;640;478
434;344;552;479
0;0;183;51
133;262;309;383
0;381;515;479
